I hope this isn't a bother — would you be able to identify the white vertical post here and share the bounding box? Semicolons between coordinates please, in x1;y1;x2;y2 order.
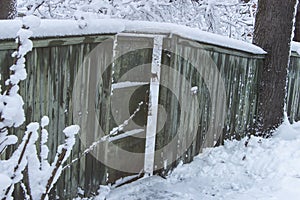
144;36;163;176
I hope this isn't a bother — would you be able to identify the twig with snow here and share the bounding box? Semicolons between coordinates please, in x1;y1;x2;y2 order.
63;101;144;171
0;14;42;153
0;15;40;199
3;123;40;199
40;125;79;200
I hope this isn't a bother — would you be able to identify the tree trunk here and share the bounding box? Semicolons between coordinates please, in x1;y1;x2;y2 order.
294;1;300;42
253;0;297;135
0;0;17;19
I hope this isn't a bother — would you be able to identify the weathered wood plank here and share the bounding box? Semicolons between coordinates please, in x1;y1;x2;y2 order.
287;56;300;122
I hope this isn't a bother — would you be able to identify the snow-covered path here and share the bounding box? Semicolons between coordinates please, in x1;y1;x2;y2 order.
92;116;300;200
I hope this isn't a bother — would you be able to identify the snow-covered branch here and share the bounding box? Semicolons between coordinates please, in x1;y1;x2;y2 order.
40;125;79;200
0;15;40;200
0;16;38;152
17;0;258;41
0;15;39;154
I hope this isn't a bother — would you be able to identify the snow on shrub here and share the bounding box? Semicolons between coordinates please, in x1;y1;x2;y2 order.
0;15;80;200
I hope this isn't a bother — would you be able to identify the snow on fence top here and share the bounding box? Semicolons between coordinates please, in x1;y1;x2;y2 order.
291;41;300;55
0;19;266;55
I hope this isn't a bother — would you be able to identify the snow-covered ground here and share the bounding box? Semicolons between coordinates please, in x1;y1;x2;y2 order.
88;115;300;200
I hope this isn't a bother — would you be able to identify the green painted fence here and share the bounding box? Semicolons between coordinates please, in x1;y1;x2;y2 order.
0;32;299;199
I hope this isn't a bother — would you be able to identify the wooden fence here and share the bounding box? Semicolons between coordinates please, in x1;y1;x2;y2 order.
287;51;300;122
0;32;299;199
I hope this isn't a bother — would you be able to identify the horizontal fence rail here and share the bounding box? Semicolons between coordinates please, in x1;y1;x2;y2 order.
0;32;299;199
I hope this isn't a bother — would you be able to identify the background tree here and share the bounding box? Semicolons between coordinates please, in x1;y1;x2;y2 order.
16;0;257;41
0;0;16;19
253;0;298;135
294;1;300;42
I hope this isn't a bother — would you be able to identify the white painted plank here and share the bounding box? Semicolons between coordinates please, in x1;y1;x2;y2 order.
144;35;163;176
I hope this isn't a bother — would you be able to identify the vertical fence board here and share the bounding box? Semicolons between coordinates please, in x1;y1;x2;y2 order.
287;55;300;122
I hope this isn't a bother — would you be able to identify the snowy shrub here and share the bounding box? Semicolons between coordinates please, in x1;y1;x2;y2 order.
0;15;80;200
16;0;257;41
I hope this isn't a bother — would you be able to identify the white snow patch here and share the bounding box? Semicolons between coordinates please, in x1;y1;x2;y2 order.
112;81;149;90
26;122;39;132
0;174;12;193
22;15;41;29
291;41;300;55
275;113;300;140
0;19;125;40
96;185;111;200
63;125;80;138
124;20;266;54
190;86;198;94
108;129;144;142
41;116;49;128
